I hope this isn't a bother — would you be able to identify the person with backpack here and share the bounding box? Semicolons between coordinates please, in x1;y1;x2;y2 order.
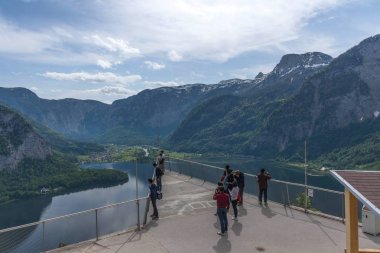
226;169;235;191
229;181;239;221
235;170;245;205
213;187;230;236
148;178;159;219
154;162;162;191
257;168;272;205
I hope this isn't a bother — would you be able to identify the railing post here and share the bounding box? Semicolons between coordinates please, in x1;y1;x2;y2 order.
281;184;286;207
95;209;99;241
143;197;150;226
304;186;308;212
136;199;141;231
42;221;45;252
189;162;192;178
168;156;172;172
286;183;290;206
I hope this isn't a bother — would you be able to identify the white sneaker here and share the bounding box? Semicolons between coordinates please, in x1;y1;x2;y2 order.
217;232;224;236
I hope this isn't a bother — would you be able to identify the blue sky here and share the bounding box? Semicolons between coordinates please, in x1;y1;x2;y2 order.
0;0;379;103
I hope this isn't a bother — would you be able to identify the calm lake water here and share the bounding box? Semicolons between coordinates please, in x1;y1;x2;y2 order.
0;162;154;253
0;158;346;253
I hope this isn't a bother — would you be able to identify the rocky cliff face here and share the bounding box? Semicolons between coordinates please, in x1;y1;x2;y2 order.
248;34;380;155
0;88;109;139
168;52;332;151
0;105;52;170
0;79;254;144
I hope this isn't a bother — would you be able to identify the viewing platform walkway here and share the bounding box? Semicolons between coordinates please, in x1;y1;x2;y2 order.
51;171;380;253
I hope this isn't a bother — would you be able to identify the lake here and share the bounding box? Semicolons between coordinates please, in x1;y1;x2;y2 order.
0;161;154;253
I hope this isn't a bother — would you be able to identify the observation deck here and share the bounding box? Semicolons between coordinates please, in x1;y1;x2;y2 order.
51;170;380;253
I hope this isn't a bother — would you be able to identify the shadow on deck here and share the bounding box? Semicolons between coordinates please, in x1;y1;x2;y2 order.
50;172;380;253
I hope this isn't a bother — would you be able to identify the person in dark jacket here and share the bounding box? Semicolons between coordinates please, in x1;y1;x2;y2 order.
154;162;162;191
148;178;159;219
235;170;245;205
213;187;230;236
257;168;271;205
156;150;165;173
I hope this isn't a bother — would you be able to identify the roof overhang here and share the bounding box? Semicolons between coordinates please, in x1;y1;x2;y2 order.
331;170;380;218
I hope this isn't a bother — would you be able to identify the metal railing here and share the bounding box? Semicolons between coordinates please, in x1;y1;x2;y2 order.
0;162;155;253
0;156;346;252
0;197;149;253
167;156;345;220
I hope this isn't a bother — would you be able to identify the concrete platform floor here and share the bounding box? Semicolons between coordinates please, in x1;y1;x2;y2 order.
51;172;380;253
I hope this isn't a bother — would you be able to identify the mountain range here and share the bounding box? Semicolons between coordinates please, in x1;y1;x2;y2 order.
1;34;380;169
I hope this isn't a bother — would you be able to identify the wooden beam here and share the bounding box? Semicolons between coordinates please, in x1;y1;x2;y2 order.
359;250;380;253
345;188;359;253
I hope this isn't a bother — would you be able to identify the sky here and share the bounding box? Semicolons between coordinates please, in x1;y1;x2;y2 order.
0;0;379;103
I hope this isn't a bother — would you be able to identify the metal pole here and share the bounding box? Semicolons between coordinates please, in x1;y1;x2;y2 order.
304;140;308;212
95;209;99;241
42;221;45;252
137;200;141;231
135;159;138;199
135;159;141;230
286;183;290;206
281;184;286;207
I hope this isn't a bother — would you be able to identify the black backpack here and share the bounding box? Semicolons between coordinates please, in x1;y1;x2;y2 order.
156;190;163;200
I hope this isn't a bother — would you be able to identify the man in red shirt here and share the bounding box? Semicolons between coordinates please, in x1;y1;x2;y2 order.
213;187;230;235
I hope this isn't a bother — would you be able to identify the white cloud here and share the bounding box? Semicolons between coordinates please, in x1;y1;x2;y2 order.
41;71;142;86
230;64;276;79
98;86;135;95
97;59;113;69
167;50;183;62
0;19;54;54
144;61;166;70
30;86;39;91
0;18;140;66
143;80;182;88
38;86;136;104
91;0;349;62
0;0;351;64
89;35;140;55
280;34;341;56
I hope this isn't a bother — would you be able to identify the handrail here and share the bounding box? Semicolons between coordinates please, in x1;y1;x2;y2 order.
169;157;343;195
0;196;149;234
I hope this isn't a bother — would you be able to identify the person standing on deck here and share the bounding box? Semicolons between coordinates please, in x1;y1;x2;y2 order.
257;168;271;205
229;181;239;221
156;150;166;174
154;162;162;191
148;178;159;219
223;165;230;191
235;170;245;205
213;187;230;236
